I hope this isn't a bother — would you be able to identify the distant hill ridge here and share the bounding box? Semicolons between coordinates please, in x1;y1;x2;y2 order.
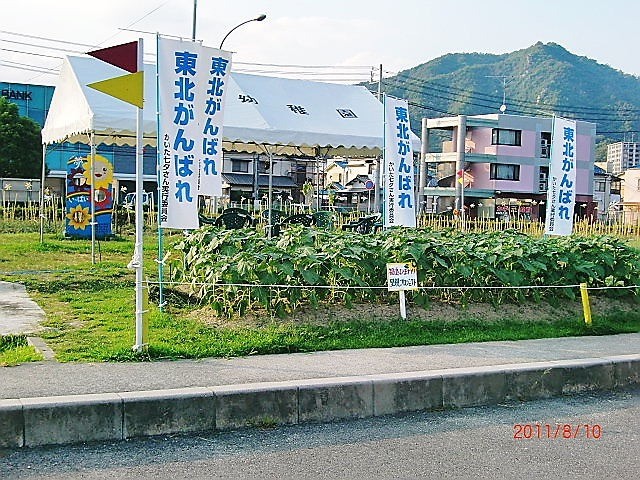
375;42;640;145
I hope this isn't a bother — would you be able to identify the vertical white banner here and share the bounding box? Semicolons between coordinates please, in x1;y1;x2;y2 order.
384;96;416;228
544;117;577;236
157;37;232;229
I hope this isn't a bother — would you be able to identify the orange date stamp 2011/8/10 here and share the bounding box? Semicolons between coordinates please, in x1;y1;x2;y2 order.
513;424;602;440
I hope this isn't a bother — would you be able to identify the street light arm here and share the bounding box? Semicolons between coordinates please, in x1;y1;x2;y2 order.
219;14;266;49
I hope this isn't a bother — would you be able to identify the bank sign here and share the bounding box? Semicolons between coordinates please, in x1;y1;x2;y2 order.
1;89;32;100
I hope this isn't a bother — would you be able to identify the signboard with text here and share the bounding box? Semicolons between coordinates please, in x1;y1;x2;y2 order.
544;117;577;236
383;96;416;228
157;37;232;229
386;263;418;291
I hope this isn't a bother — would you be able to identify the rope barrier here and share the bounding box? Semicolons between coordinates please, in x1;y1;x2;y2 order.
1;269;638;292
143;280;640;292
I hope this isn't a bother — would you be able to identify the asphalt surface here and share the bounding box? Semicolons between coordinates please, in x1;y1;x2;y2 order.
2;388;638;479
1;278;638;402
2;332;639;399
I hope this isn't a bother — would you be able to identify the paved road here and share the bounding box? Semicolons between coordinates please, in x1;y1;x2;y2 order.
2;388;638;479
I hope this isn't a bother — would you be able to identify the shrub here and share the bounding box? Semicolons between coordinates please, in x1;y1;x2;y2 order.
171;227;640;317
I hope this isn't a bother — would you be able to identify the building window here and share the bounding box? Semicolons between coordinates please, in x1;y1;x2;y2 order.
231;159;249;173
539;167;548;191
595;180;606;192
540;132;551;158
490;163;520;181
491;128;522;146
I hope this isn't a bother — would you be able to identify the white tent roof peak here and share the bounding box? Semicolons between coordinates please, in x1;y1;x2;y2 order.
42;56;157;145
42;55;420;156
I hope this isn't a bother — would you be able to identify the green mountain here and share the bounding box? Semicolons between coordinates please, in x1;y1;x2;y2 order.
375;42;640;148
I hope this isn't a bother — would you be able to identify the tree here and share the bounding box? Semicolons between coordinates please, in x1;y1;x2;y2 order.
0;97;43;178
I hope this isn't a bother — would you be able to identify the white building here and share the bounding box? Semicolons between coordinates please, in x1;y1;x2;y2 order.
592;165;621;220
618;167;640;224
607;142;640;175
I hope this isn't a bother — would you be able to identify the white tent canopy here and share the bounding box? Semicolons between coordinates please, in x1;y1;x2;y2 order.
42;56;420;156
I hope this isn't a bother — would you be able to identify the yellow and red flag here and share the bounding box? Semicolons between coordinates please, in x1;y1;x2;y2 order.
86;41;143;108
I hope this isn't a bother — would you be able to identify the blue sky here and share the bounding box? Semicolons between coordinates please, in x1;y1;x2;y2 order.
1;0;639;85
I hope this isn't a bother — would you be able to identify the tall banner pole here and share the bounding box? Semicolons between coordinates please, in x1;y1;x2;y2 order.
155;33;165;312
133;37;147;352
382;94;387;226
85;39;147;351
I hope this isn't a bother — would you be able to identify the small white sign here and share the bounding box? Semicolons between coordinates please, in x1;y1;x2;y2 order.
386;262;418;291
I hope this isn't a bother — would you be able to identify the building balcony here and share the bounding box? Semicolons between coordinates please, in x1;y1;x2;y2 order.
425;152;497;164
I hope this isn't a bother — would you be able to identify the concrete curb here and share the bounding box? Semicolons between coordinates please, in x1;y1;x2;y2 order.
1;354;638;448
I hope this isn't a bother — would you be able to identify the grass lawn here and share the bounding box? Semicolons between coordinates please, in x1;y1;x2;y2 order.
0;335;43;366
0;231;639;363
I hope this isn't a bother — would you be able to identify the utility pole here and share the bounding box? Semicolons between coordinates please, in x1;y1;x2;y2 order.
486;75;515;113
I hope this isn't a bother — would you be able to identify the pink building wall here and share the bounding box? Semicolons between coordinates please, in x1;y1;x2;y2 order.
465;128;592;195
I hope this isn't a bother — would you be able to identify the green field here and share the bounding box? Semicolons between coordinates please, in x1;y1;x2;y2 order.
0;230;638;363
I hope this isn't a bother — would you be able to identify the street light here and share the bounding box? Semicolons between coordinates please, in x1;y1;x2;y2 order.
192;0;198;40
219;14;267;49
191;1;266;44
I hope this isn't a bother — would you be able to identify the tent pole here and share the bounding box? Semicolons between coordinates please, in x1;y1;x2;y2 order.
39;143;46;243
90;132;96;264
267;149;273;238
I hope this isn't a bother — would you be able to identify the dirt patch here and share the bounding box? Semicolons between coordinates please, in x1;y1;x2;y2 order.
184;294;638;327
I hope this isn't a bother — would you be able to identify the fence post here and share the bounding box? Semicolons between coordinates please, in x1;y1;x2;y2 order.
579;283;592;327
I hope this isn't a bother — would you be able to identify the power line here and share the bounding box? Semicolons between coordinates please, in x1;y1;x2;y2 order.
383;76;640;122
0;62;57;75
0;47;62;59
234;69;370;77
234;61;371;69
0;59;58;72
383;81;640;130
0;30;97;49
97;0;173;47
0;38;85;55
393;72;640;115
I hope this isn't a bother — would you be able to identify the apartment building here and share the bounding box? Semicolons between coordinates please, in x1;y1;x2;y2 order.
607;141;640;175
422;114;596;220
